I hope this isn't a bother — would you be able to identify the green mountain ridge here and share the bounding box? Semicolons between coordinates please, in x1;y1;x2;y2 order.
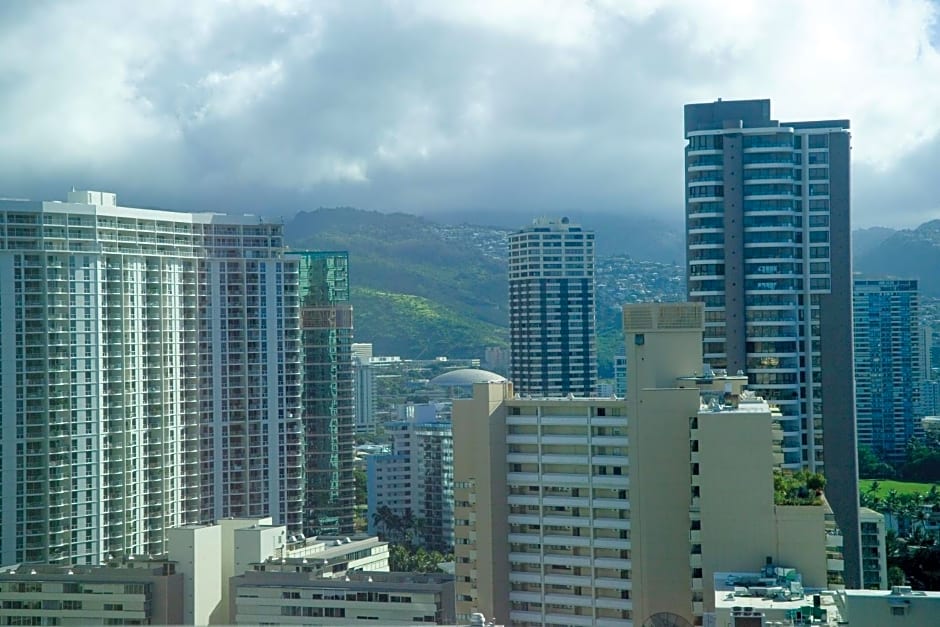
286;208;507;358
855;220;940;297
352;287;507;359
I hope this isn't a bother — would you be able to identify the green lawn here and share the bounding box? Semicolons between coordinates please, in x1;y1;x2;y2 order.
859;479;939;497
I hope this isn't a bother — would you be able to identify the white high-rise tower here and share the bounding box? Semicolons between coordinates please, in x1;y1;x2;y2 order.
0;190;303;565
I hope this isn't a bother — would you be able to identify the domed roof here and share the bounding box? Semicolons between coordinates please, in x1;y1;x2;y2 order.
429;368;507;387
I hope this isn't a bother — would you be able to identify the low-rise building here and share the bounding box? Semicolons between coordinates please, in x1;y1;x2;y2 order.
838;587;940;626
0;518;389;625
0;559;183;625
714;580;940;627
231;571;455;625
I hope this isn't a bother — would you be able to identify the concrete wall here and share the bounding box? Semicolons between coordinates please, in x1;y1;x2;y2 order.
167;525;222;626
630;387;700;625
774;506;829;589
233;525;287;581
218;517;274;624
819;128;862;589
841;591;940;627
697;408;777;611
452;382;511;624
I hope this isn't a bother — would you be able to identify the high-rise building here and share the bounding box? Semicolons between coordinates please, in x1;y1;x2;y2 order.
291;251;356;536
198;219;304;533
508;217;596;396
613;353;627;397
853;278;923;464
367;402;455;552
453;303;844;626
921;380;940;417
0;190;303;566
354;356;377;434
684;99;861;587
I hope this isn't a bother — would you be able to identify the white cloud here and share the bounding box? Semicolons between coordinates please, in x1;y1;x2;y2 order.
0;0;937;227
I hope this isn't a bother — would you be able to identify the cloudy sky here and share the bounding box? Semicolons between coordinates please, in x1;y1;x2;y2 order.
1;0;938;228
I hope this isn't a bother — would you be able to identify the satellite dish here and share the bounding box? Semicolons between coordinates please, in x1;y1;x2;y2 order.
642;613;693;627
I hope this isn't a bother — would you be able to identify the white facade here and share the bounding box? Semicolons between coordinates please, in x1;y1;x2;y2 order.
838;587;940;626
168;524;223;625
859;508;887;591
351;342;373;363
508;217;596;396
0;190;303;566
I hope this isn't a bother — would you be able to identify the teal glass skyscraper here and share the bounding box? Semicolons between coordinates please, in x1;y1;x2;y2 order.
292;251;355;536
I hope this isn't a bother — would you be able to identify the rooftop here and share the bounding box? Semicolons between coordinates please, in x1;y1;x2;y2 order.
715;569;843;626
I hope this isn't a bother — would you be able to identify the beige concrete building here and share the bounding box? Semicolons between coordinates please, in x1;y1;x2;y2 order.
454;303;843;626
838;587;940;626
0;558;183;625
231;571;455;624
0;519;389;625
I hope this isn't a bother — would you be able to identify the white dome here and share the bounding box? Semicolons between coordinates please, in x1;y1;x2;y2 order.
429;368;507;387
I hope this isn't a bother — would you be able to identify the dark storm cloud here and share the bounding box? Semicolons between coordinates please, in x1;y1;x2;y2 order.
0;0;938;228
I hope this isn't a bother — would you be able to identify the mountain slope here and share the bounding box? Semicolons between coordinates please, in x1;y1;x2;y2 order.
855;221;940;297
285;208;507;356
352;287;507;358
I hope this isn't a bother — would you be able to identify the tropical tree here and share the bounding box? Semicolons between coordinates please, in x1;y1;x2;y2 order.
888;566;906;587
883;490;901;532
372;505;405;543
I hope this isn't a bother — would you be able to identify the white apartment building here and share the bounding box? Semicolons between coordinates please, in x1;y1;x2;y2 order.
368;403;455;552
508;217;596;396
859;508;888;591
0;190;303;566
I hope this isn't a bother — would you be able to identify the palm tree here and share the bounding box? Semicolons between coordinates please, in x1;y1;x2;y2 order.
400;509;417;549
927;485;939;507
884;490;901;533
914;507;932;539
372;505;404;543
